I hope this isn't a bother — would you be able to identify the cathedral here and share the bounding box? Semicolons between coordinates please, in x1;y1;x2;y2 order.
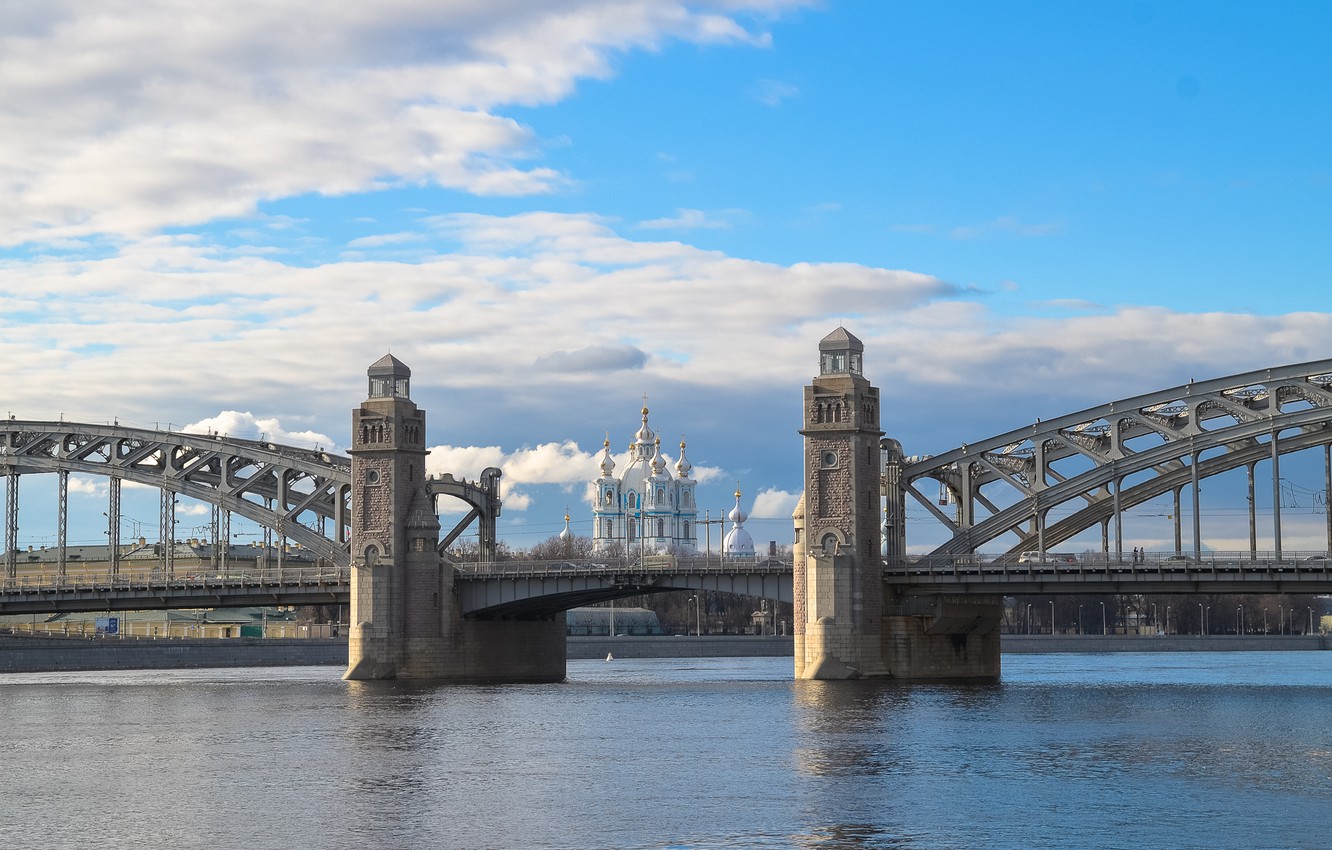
591;405;699;555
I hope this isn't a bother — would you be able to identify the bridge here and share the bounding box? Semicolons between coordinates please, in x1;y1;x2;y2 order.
3;341;1332;681
0;556;792;618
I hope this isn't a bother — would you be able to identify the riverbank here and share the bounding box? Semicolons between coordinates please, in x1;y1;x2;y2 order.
3;632;1328;674
1002;633;1331;652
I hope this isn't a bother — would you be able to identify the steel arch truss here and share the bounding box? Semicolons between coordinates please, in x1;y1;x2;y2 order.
0;421;354;565
895;360;1332;557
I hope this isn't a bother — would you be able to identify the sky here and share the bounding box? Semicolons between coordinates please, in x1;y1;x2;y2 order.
2;1;1330;554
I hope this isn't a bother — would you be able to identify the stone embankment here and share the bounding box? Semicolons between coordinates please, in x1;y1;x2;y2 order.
1001;633;1330;652
0;634;348;673
4;632;1327;674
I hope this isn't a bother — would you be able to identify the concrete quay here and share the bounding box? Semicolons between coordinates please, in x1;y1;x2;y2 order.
5;633;1328;675
1002;633;1330;652
0;634;348;673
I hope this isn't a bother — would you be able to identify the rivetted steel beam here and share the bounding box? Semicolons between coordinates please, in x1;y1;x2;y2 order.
5;472;16;579
57;470;67;578
108;476;121;578
899;360;1332;556
0;421;353;565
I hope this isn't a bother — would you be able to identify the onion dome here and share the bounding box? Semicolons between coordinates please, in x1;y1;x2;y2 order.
650;436;668;477
560;511;573;542
723;487;754;557
675;438;692;478
598;435;616;477
635;404;656;446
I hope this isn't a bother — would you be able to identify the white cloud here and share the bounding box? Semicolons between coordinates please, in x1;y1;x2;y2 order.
0;1;809;245
752;487;800;519
183;412;336;450
637;208;734;230
950;216;1064;240
752;78;799;106
346;232;426;248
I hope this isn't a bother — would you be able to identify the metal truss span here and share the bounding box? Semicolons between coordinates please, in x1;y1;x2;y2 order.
0;421;508;576
0;421;354;566
892;359;1332;558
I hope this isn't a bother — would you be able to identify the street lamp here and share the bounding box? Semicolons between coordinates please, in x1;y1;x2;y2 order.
1165;605;1171;635
688;593;701;637
1199;602;1204;636
1078;604;1083;636
1050;600;1055;636
1026;603;1032;635
1237;605;1242;636
1310;607;1315;636
1100;602;1106;636
1151;602;1158;634
1263;608;1268;635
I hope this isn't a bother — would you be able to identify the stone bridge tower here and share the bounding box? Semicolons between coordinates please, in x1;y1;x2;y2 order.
344;354;566;682
795;329;1000;681
795;328;886;678
345;354;447;679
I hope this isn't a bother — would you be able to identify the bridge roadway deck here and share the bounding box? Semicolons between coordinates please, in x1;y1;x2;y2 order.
0;557;795;617
0;567;351;616
889;552;1332;595
6;553;1325;617
453;557;794;619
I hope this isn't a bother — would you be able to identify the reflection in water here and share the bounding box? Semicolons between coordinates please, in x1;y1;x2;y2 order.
1;654;1331;849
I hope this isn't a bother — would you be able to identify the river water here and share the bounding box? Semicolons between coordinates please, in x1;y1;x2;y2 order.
3;652;1330;849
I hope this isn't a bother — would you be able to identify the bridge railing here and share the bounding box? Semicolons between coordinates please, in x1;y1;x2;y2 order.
0;565;351;595
454;555;793;577
886;551;1332;579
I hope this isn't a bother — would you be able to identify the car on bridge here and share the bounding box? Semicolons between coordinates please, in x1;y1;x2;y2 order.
1017;551;1078;566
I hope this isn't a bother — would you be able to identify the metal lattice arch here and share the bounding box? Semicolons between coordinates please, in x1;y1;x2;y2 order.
0;421;502;575
891;360;1332;559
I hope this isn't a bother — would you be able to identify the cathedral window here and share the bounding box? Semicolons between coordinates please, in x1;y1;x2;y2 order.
656;518;665;537
628;519;637;540
683;521;691;538
627;492;637;510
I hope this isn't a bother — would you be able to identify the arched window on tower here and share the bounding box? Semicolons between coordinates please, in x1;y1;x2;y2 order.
656;518;665;537
627;492;637;510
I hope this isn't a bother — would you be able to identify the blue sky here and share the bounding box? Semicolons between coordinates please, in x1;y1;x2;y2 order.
2;1;1330;553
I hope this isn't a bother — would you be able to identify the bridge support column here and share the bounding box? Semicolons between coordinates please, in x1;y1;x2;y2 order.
796;329;1001;681
344;355;565;683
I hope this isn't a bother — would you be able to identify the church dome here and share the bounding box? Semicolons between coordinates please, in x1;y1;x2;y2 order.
723;488;754;557
598;436;616;477
635;405;656;445
650;437;669;477
675;439;692;478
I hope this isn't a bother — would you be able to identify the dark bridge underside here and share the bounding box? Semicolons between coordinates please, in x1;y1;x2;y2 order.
463;585;675;620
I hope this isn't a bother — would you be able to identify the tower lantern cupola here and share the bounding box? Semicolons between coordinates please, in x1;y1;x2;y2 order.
818;327;864;376
368;353;411;399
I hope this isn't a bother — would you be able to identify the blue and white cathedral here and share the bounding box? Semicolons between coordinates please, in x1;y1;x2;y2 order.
592;405;698;554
